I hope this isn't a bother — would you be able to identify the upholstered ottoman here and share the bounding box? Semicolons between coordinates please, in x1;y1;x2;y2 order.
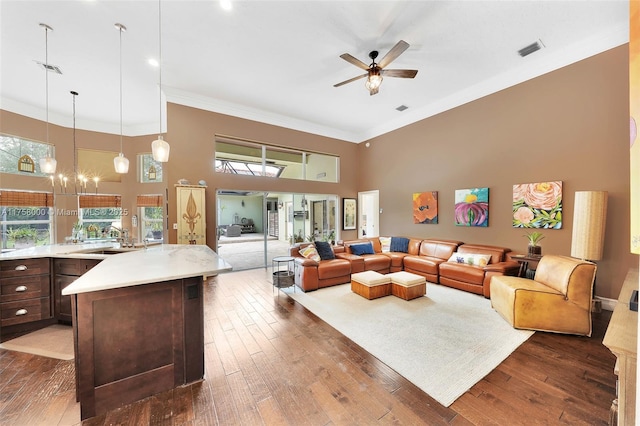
387;271;426;300
351;271;391;300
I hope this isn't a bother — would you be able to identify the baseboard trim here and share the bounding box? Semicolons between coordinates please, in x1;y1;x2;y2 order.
596;296;616;312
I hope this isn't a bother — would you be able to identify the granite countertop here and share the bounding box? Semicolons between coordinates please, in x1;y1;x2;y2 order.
0;243;232;295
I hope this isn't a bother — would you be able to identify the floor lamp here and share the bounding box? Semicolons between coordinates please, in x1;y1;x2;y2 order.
570;191;608;311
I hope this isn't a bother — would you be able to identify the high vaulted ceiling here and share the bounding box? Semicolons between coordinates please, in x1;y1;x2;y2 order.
0;1;629;143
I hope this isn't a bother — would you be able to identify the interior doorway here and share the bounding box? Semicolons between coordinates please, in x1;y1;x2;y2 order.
358;190;379;238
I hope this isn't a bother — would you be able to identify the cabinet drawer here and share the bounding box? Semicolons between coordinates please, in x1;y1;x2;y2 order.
0;258;50;278
1;297;51;327
54;258;101;276
1;275;50;303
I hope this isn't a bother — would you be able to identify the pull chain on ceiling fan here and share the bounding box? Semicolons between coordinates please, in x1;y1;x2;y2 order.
334;40;418;96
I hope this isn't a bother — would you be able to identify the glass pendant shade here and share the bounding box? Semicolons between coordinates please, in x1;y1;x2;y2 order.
365;74;383;91
39;156;57;174
114;152;129;174
152;135;170;162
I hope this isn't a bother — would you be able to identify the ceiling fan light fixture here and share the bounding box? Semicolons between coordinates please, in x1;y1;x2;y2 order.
365;73;383;92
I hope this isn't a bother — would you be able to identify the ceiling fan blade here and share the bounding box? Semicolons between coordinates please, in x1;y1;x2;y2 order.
339;53;370;71
334;73;368;87
381;69;418;78
378;40;410;69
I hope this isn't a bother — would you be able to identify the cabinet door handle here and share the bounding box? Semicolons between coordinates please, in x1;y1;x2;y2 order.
15;309;28;316
15;285;28;292
14;265;28;271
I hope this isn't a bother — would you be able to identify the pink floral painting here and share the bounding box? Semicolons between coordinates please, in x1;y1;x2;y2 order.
512;181;562;229
454;187;489;227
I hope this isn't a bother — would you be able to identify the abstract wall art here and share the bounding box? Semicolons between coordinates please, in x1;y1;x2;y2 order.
454;187;489;227
512;181;562;229
413;191;438;224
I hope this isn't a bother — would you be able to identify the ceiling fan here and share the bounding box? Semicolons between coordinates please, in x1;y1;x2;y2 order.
334;40;418;96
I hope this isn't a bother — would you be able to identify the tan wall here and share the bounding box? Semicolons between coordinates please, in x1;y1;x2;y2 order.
358;45;636;300
1;44;635;299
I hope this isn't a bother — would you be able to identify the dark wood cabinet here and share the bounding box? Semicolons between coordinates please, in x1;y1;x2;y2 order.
0;258;52;338
54;258;101;323
73;276;204;420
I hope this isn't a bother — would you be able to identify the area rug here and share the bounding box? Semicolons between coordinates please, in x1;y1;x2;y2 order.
0;324;74;360
283;283;534;407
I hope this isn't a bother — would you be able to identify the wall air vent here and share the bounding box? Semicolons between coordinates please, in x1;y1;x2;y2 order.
35;61;63;74
396;105;408;112
518;40;544;57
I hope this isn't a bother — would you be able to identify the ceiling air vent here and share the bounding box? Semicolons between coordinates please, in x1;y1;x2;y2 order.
518;40;544;58
35;61;63;74
396;105;408;112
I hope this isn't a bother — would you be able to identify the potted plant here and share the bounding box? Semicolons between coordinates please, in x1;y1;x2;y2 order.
524;231;544;257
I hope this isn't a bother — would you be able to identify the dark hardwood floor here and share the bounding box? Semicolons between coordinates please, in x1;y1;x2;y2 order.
0;268;617;425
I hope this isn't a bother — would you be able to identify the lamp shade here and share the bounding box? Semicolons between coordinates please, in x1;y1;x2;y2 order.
39;156;57;174
152;135;170;162
571;191;608;261
113;152;129;174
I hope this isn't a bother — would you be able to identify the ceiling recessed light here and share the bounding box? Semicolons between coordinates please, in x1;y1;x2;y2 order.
148;58;159;67
396;105;408;112
220;0;232;11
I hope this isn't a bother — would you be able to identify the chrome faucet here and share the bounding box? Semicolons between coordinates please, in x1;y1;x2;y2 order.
108;225;130;247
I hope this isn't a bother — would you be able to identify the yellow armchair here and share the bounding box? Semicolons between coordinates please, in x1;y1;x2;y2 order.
490;255;596;336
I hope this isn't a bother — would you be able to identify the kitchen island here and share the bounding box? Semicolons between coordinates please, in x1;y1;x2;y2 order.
60;244;232;420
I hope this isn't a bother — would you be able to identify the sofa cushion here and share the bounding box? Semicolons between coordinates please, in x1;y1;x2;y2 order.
447;252;492;267
299;245;320;262
379;237;392;253
350;242;375;255
315;241;335;260
390;237;410;253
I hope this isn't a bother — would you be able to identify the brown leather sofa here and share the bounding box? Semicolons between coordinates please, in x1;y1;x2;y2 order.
438;243;519;298
335;237;399;274
289;243;352;292
403;239;462;283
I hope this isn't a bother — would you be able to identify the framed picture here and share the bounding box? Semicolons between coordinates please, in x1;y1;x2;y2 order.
512;181;563;229
454;187;489;227
413;191;438;224
343;198;357;230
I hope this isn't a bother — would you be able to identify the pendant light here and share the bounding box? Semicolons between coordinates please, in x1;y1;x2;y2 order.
113;23;129;174
151;0;170;162
38;23;57;174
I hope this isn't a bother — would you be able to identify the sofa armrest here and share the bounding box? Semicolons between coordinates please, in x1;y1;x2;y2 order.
335;253;364;273
294;257;319;267
484;261;519;274
333;245;345;254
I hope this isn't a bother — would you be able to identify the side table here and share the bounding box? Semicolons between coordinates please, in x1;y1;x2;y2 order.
511;254;542;278
272;256;296;295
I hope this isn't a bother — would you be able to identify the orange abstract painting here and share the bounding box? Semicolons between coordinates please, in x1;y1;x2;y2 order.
413;191;438;224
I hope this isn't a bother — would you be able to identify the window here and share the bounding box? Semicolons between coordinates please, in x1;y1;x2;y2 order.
215;136;339;183
0;134;55;176
78;195;124;239
0;190;54;250
137;194;164;241
138;153;164;183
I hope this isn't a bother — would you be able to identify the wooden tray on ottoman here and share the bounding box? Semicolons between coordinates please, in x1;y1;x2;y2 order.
351;271;391;300
387;271;426;300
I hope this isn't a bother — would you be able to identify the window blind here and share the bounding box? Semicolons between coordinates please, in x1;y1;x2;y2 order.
0;190;54;207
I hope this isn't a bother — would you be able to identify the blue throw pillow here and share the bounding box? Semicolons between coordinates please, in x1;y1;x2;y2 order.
390;237;410;253
350;242;375;256
314;241;335;260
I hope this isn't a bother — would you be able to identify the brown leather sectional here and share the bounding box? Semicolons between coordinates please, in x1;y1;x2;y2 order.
290;237;520;297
